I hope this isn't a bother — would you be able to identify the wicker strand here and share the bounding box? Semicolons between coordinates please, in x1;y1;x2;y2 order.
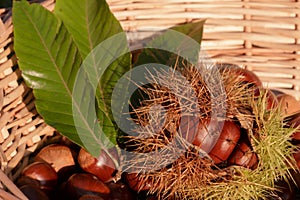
293;0;300;93
0;170;27;200
243;0;253;71
108;0;300;99
0;189;23;200
0;1;56;199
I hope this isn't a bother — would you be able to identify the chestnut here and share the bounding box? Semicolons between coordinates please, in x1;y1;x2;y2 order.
278;94;300;117
208;121;241;164
65;173;110;199
228;140;258;169
79;194;104;200
217;63;262;87
77;148;117;182
288;116;300;141
265;90;278;110
59;136;81;151
19;184;49;200
106;181;136;200
270;180;296;200
290;170;300;189
22;161;58;193
51;182;69;200
191;117;220;153
271;89;284;97
35;144;76;180
16;175;40;188
293;148;300;169
253;89;278;110
125;173;153;192
236;68;262;88
178;115;199;144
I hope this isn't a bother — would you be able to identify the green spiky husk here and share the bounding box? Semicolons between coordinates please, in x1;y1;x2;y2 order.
120;62;299;200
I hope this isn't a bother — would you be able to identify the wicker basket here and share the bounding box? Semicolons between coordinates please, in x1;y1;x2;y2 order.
0;0;299;199
0;1;55;199
108;0;300;99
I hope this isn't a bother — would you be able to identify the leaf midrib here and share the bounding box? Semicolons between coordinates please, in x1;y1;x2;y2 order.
83;0;109;114
22;7;71;102
21;5;101;145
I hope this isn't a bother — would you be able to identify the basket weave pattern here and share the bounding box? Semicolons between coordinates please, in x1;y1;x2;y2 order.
108;0;300;99
0;0;55;178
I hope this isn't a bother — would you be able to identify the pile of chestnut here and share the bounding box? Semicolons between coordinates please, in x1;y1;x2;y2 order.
16;95;300;200
14;66;300;199
15;138;150;200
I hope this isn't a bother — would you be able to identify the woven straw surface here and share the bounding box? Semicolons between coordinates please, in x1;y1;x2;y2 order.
0;1;57;197
108;0;300;99
0;2;55;198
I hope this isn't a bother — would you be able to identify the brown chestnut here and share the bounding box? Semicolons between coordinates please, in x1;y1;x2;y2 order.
35;144;76;180
288;116;300;141
191;117;220;153
22;161;58;193
208;121;241;164
228;141;258;169
178;115;199;144
236;68;262;88
270;180;296;200
125;173;153;192
79;194;104;200
253;89;278;110
106;181;136;200
217;63;262;87
278;94;300;117
65;173;110;199
265;90;278;110
293;147;300;169
271;89;284;97
78;148;117;182
59;136;81;151
16;175;40;188
19;184;49;200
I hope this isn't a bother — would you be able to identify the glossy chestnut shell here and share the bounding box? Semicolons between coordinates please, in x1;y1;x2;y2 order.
22;161;58;193
125;173;153;192
191;117;221;153
77;148;117;183
228;140;258;169
208;121;241;164
65;173;110;199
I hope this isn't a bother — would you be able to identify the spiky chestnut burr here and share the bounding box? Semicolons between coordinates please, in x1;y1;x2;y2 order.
119;61;297;200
